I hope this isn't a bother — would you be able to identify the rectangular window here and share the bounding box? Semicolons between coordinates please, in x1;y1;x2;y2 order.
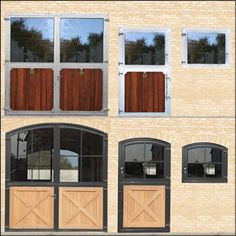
5;15;108;115
119;28;170;116
182;29;230;66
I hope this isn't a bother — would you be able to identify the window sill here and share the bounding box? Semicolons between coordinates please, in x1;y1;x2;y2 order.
118;112;170;117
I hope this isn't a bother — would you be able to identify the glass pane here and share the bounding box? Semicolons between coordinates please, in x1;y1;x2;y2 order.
145;162;164;179
60;156;79;182
82;131;103;155
11;18;54;62
81;156;103;182
125;162;144;179
10;131;32;156
33;128;54;154
27;152;52;181
205;163;222;178
205;147;222;163
145;143;164;161
125;32;165;65
10;155;27;181
125;144;145;162
60;18;103;62
188;163;204;178
187;32;226;64
60;128;81;156
188;148;205;163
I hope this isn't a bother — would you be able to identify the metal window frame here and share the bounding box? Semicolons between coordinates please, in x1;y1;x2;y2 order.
5;123;108;232
118;138;171;233
181;28;231;68
4;14;109;116
118;28;171;117
182;142;228;183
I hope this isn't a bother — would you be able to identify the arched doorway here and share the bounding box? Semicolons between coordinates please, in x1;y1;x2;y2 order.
118;138;170;232
5;123;107;231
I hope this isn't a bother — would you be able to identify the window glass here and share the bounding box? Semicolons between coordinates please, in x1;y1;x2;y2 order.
145;162;164;179
82;131;103;155
125;162;144;178
10;155;27;181
205;147;222;162
11;18;54;62
188;148;205;163
145;143;164;162
205;163;222;178
60;155;79;182
125;32;165;65
188;164;204;178
60;18;103;62
125;144;145;162
187;32;226;64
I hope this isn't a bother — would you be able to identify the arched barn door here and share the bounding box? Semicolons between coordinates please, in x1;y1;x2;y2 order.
5;124;107;231
118;138;170;233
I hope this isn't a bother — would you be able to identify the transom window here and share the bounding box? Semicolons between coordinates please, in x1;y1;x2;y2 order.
182;142;228;183
8;124;107;183
182;29;230;66
118;28;170;116
5;15;108;115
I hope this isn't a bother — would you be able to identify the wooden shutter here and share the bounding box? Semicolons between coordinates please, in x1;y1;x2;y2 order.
123;185;165;228
10;68;53;111
9;187;54;229
60;69;103;111
59;187;103;229
125;72;165;112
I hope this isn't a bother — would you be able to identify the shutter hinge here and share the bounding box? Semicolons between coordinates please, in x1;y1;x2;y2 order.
166;187;170;190
118;109;123;113
181;61;186;64
105;18;110;22
165;96;171;100
118;62;123;65
166;223;170;227
104;60;108;64
4;18;10;21
102;108;110;112
166;76;171;81
119;32;124;36
118;72;123;76
3;107;10;112
181;33;186;36
5;59;10;63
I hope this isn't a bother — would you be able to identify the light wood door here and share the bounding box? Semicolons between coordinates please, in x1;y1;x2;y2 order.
9;187;54;229
59;187;103;229
123;185;165;228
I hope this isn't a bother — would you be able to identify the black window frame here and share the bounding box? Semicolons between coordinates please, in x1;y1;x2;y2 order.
182;142;228;183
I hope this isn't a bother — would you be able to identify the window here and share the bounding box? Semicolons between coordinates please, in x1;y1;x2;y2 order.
182;29;230;66
5;15;108;115
119;29;170;116
8;124;107;183
182;142;228;183
123;141;166;180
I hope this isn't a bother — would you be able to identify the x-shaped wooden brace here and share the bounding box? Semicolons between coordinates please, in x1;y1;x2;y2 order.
13;191;50;226
128;190;161;223
63;191;100;226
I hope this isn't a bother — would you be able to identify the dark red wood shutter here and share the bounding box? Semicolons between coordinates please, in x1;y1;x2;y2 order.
125;72;165;112
10;68;53;111
60;69;103;111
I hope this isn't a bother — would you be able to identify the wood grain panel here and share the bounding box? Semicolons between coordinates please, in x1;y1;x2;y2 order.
59;187;103;229
125;72;165;112
9;187;54;229
10;68;53;111
123;185;165;228
60;69;103;111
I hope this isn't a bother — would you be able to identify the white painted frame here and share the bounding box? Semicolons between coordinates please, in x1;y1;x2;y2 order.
118;28;171;117
4;14;109;116
182;28;231;68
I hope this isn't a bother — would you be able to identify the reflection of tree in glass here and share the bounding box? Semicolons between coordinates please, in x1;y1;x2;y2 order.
11;19;53;62
125;33;165;65
60;156;77;169
60;32;103;62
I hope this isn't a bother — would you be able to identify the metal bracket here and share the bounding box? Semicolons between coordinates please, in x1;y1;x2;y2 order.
118;72;123;76
165;96;171;100
102;108;110;112
119;32;124;36
118;62;123;65
4;17;10;21
105;18;110;22
181;61;186;64
104;60;108;64
118;109;123;113
181;33;186;36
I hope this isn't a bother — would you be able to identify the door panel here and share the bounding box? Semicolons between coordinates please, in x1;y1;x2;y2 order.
9;187;54;229
60;69;103;111
123;185;165;228
125;72;165;112
10;68;53;111
59;187;103;229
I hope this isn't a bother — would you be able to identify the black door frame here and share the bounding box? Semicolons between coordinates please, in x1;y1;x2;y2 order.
5;123;108;232
118;138;171;233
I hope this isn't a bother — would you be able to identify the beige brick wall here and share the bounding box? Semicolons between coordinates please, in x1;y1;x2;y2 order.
1;1;235;234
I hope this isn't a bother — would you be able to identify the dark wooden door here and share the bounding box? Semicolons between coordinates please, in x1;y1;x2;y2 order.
60;69;103;111
10;68;53;111
125;72;165;112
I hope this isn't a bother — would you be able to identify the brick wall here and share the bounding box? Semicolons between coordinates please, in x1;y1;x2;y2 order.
1;1;235;234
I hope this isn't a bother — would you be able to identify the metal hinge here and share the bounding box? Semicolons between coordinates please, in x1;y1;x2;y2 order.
5;59;10;63
181;61;186;64
105;18;110;22
118;62;123;65
104;60;108;64
4;18;10;21
118;109;123;113
165;96;171;100
118;72;123;76
166;223;170;227
166;187;170;190
166;176;171;180
102;108;110;112
166;76;171;81
181;33;186;36
119;32;124;36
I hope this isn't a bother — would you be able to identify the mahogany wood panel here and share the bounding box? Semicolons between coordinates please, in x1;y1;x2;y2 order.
123;185;165;228
9;187;54;229
125;72;165;112
59;187;103;229
60;69;103;111
10;68;53;111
